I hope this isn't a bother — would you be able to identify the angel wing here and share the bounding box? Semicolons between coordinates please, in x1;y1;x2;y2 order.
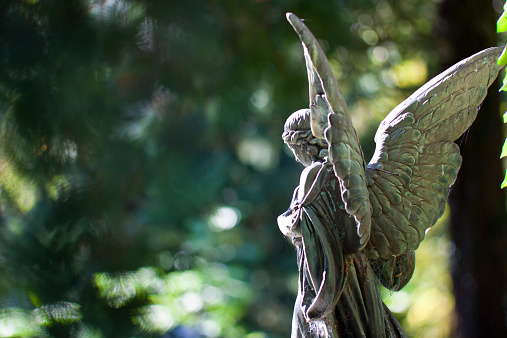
287;13;372;249
363;47;503;259
286;13;504;259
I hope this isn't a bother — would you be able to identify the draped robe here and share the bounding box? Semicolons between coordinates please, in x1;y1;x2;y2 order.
278;161;415;337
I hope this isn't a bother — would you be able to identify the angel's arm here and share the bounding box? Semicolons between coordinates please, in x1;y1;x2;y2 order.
277;161;326;237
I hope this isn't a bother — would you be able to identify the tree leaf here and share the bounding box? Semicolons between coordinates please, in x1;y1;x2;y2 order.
501;138;507;158
497;46;507;66
502;172;507;189
498;10;507;33
500;74;507;91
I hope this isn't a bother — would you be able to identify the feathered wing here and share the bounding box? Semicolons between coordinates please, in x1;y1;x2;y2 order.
364;47;504;260
286;13;503;260
287;13;371;249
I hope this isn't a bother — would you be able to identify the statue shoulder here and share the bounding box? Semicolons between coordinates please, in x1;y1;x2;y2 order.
298;161;325;203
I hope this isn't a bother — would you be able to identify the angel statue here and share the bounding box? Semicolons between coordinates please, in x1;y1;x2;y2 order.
277;13;504;337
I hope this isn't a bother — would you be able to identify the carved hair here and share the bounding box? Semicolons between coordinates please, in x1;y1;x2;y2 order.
282;109;328;159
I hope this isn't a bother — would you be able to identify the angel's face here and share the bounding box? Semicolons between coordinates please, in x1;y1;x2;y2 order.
291;143;313;167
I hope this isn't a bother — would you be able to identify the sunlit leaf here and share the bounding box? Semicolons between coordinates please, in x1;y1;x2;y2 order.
498;10;507;33
502;172;507;189
501;74;507;91
34;302;82;326
132;305;174;334
498;46;507;66
28;291;41;308
94;272;138;308
501;138;507;158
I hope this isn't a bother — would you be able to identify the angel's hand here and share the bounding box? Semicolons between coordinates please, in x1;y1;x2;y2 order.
277;207;302;238
278;187;302;237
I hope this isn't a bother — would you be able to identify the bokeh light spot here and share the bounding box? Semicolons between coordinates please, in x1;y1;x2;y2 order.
391;58;428;88
387;291;411;313
200;319;221;337
209;206;241;232
361;29;379;45
250;90;269;109
180;291;204;313
237;137;278;172
372;46;389;63
134;305;174;334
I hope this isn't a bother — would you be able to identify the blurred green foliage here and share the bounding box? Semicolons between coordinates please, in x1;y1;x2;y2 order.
0;0;490;337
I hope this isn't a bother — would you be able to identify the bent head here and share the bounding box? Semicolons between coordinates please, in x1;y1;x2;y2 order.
282;109;327;166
